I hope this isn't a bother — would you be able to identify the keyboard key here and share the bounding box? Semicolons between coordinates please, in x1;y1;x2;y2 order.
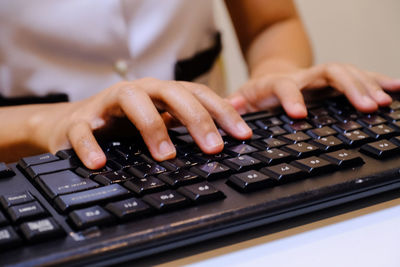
282;142;320;158
337;130;372;146
357;115;386;127
283;121;313;133
7;201;47;223
306;126;337;138
75;166;111;178
320;149;364;167
268;126;287;136
360;139;400;158
93;171;132;185
55;149;77;160
160;157;191;171
279;132;311;144
25;159;77;179
192;153;229;164
222;155;262;172
0;212;8;226
178;182;225;202
252;149;292;165
332;121;362;133
259;137;287;149
113;145;142;160
311;115;336;127
169;126;189;135
69;206;114;230
128;163;167;179
20;218;64;242
0;162;15;179
0;191;34;209
190;162;231;180
291;156;336;175
158;169;201;187
143;190;188;211
37;170;99;199
227;170;275;192
260;163;306;183
105;198;151;220
224;144;258;156
389;100;400;110
309;136;344;151
0;226;22;249
363;124;396;139
17;153;59;169
382;110;400;121
176;134;195;145
389;136;400;146
112;154;144;169
255;117;283;129
54;184;130;212
309;107;329;118
335;112;359;123
124;176;167;195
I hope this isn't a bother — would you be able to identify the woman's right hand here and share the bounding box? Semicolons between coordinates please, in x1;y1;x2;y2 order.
29;78;252;169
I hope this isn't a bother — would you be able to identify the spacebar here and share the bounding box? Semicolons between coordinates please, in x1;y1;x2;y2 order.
54;184;130;212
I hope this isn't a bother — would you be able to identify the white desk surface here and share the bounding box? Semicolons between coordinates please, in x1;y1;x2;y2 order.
134;192;400;267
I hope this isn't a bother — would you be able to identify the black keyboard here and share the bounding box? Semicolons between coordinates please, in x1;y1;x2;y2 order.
2;95;400;266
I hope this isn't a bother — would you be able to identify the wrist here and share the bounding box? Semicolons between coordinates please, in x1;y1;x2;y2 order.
249;58;303;79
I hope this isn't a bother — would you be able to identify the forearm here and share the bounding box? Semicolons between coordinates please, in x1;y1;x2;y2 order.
225;0;313;77
246;17;313;77
0;105;50;162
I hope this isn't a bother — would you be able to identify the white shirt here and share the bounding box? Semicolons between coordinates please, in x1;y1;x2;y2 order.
0;0;217;101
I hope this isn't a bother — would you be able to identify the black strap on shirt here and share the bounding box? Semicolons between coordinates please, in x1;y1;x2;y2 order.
174;32;222;82
0;93;69;106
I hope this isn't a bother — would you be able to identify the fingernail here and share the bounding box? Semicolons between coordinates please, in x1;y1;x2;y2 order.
294;103;307;116
206;132;223;149
236;121;252;136
362;95;376;106
88;151;104;167
375;91;391;103
158;140;175;157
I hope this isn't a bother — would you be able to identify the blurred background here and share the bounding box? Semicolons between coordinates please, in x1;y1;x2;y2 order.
214;0;400;94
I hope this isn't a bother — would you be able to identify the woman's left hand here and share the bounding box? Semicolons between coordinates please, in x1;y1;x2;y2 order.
228;63;400;118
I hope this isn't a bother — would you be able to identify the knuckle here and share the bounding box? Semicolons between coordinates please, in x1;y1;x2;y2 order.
324;63;344;76
139;115;165;133
192;110;212;126
161;82;185;98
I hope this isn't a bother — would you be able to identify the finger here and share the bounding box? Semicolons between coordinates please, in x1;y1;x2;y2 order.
227;93;248;115
367;71;400;91
181;82;252;140
322;64;378;113
67;121;106;170
230;79;282;113
150;81;224;154
271;79;308;119
346;65;392;106
117;86;176;161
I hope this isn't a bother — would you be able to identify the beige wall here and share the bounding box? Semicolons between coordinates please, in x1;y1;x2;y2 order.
215;0;400;94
